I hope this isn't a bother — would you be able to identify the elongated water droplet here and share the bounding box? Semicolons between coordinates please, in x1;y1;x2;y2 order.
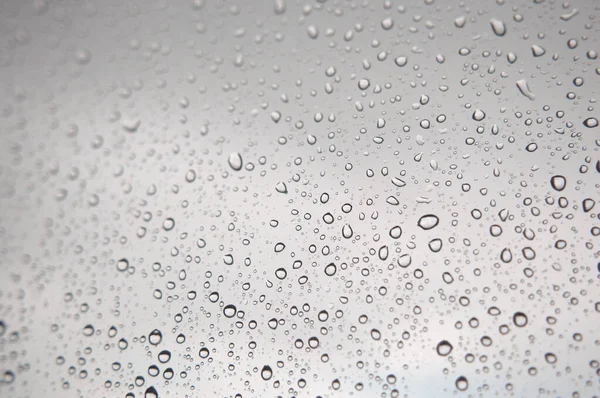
490;18;506;36
228;152;243;171
417;214;440;230
516;79;535;100
583;117;598;128
342;224;353;239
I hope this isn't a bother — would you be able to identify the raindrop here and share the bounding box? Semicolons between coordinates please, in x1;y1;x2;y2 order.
275;182;288;194
455;376;469;391
149;329;163;345
550;175;566;191
531;44;546;57
223;305;237;318
397;254;412;268
417;214;440;230
513;312;528;327
116;258;129;272
428;238;443;252
325;263;337;276
436;340;453;356
583;117;598;128
275;268;287;280
490;18;507;37
228;152;243;171
389;226;402;239
472;109;486;121
261;365;273;380
342;224;353;239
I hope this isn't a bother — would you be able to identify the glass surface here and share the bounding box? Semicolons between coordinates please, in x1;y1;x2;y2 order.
0;0;599;397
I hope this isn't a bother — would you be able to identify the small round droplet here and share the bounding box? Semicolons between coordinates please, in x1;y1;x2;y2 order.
417;214;439;230
550;175;566;191
83;324;95;336
428;238;443;252
261;365;273;380
389;226;402;239
163;218;175;231
472;109;486;121
324;263;337;276
381;18;394;30
500;248;513;263
307;25;319;39
116;258;129;272
275;268;287;280
149;329;163;345
525;143;538;152
513;312;528;327
223;305;237;318
436;340;453;356
394;56;408;67
455;376;469;391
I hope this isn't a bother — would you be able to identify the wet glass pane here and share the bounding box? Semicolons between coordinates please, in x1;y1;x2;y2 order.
0;0;598;397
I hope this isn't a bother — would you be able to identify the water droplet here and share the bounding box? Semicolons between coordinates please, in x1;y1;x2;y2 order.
490;19;506;36
149;329;163;345
417;214;440;230
394;56;408;67
472;109;486;121
358;78;370;90
516;79;535;100
342;224;353;239
163;218;175;231
223;304;237;318
228;152;243;171
378;245;389;260
582;198;595;212
391;177;406;187
500;248;513;263
532;44;546;57
307;25;319;39
389;226;402;239
275;182;288;194
117;258;129;272
436;340;453;356
261;365;273;380
550;175;566;191
273;0;286;15
455;376;469;391
428;238;443;252
144;386;159;398
513;312;528;327
583;117;598;128
275;268;287;280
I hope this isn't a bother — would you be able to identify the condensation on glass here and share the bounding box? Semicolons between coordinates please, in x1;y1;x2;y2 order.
0;0;598;397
